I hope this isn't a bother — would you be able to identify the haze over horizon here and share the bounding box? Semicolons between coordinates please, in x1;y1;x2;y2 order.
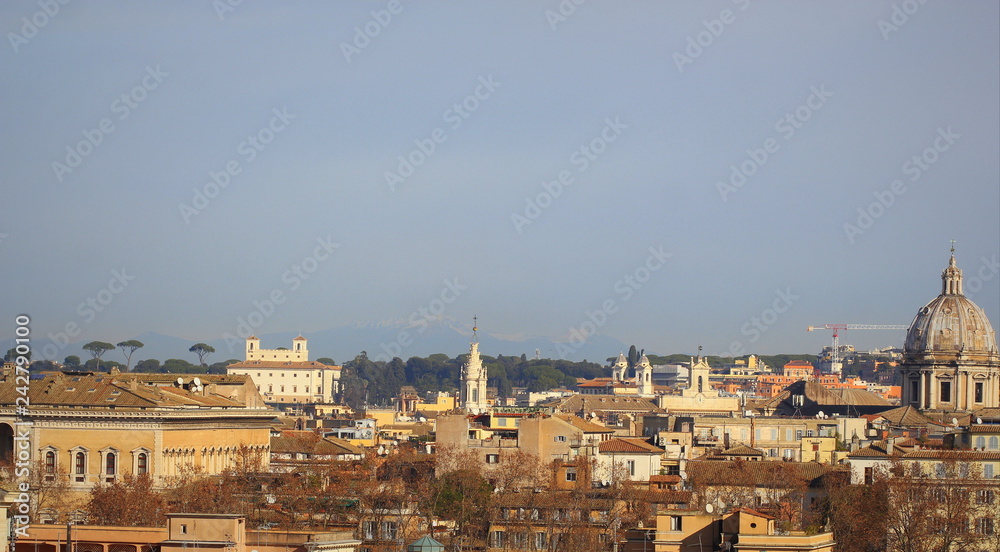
2;2;998;362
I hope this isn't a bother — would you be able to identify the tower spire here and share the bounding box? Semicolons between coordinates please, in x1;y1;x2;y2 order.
472;315;478;342
942;243;963;295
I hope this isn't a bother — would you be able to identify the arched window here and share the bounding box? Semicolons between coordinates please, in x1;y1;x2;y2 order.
976;436;987;449
472;388;479;403
75;452;86;482
44;451;55;474
990;436;999;450
137;453;148;475
105;452;117;482
698;376;703;393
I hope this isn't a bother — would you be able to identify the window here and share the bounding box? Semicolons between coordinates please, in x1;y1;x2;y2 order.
975;382;984;403
910;380;919;403
697;376;703;393
976;436;987;449
74;452;86;482
977;489;995;504
626;460;636;477
44;451;56;474
280;385;285;392
180;524;187;535
292;386;297;393
381;521;397;540
940;381;951;403
786;429;793;441
534;532;546;549
669;516;683;531
977;517;995;536
486;454;499;464
362;521;376;540
565;468;577;482
864;466;874;485
990;436;999;450
985;463;995;478
771;429;778;440
105;452;117;482
554;435;567;442
305;386;309;393
935;463;947;478
490;531;505;548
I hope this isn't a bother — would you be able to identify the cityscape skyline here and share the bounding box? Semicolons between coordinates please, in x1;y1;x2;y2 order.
2;2;998;361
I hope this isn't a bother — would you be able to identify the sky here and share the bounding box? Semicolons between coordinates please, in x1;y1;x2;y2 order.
2;1;998;362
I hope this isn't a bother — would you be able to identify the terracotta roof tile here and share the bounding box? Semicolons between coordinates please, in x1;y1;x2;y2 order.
598;438;664;454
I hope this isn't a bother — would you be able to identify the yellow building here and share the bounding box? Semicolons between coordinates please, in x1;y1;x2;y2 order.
624;509;835;552
0;369;274;516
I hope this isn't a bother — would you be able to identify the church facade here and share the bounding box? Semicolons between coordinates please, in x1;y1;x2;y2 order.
899;251;999;411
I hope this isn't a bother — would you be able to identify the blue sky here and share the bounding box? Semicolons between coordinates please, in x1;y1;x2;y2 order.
2;1;998;361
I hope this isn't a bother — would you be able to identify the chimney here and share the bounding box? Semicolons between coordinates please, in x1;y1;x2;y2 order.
886;437;895;455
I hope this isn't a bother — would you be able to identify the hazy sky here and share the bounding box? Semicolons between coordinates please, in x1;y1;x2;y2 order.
2;1;998;360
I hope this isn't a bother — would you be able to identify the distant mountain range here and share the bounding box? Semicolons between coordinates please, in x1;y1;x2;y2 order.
29;319;629;366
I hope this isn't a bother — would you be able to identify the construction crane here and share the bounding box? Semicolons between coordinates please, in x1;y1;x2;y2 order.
806;324;909;373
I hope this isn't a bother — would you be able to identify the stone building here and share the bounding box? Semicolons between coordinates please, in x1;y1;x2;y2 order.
900;250;999;411
0;370;274;516
227;336;341;404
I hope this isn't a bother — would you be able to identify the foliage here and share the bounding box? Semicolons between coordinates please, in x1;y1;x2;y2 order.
82;341;115;371
116;340;144;370
189;342;216;366
87;474;167;526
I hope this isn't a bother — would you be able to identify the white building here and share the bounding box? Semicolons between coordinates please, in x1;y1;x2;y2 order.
461;322;489;414
227;336;341;404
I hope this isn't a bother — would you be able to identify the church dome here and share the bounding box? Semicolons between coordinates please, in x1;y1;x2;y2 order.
904;252;998;355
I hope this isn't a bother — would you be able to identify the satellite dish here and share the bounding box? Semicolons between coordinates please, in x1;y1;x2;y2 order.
176;377;183;385
193;377;201;387
818;410;825;419
952;418;959;427
977;417;983;425
705;504;714;514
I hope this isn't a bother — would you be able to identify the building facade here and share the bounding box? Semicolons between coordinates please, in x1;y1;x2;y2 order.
227;336;341;404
